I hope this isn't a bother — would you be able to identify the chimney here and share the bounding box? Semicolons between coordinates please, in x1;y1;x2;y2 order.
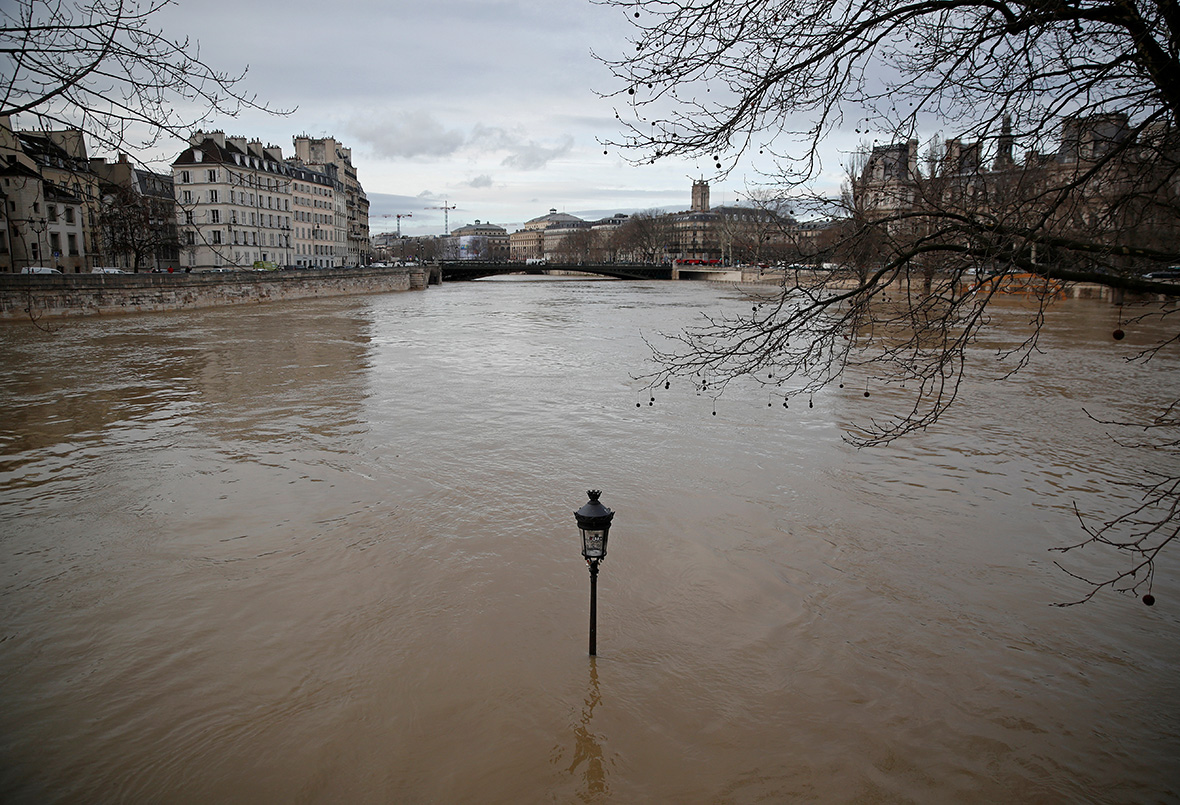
194;130;226;149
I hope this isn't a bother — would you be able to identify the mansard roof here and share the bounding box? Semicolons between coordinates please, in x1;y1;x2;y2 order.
172;137;295;178
0;158;43;182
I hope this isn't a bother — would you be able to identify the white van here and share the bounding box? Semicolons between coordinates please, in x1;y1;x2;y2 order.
92;267;128;274
20;266;62;274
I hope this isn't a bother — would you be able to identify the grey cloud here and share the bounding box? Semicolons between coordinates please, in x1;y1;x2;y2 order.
466;175;494;188
351;116;574;171
349;111;467;159
500;136;575;170
467;125;574;171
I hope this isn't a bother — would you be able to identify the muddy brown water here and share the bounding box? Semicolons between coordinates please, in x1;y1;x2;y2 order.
1;277;1177;802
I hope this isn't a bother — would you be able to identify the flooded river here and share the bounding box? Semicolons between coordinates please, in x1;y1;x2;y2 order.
1;277;1178;802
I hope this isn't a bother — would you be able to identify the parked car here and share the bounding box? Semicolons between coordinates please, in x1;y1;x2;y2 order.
20;266;62;274
1143;268;1180;280
92;267;128;274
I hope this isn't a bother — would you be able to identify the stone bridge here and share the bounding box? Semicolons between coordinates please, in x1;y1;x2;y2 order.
433;262;674;282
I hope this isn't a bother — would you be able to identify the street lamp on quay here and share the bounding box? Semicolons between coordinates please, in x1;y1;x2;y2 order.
575;490;615;656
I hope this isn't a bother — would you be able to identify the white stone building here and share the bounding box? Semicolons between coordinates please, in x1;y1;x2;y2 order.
172;131;295;270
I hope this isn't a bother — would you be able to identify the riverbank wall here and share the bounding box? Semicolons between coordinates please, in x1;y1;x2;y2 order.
0;265;428;321
727;268;1144;301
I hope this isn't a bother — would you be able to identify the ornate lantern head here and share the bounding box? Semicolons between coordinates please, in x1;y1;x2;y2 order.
575;490;614;562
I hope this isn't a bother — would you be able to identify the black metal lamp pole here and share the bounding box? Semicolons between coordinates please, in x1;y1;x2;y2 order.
575;490;614;656
588;558;599;655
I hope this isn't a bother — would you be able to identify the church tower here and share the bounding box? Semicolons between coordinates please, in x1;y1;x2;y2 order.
691;179;710;212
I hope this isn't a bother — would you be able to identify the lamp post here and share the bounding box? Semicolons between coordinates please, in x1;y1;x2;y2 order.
575;490;614;656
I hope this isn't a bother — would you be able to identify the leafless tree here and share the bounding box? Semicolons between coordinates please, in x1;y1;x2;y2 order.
610;209;673;263
98;183;177;271
1;0;286;156
596;0;1180;604
551;228;596;264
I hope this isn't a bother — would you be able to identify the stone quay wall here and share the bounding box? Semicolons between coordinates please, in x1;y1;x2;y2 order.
0;266;427;321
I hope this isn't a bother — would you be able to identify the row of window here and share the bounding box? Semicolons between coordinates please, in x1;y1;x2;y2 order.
187;209;293;229
294;209;335;225
184;230;291;248
295;195;335;209
293;182;333;197
178;168;341;200
294;227;341;242
49;232;81;255
46;204;77;224
178;188;292;211
296;243;337;256
178;168;296;192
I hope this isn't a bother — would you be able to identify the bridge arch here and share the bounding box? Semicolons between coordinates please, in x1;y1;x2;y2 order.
434;262;673;282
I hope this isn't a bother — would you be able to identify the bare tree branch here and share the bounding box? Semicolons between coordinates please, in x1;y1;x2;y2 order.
602;0;1180;603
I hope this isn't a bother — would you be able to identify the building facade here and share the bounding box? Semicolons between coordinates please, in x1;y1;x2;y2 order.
172;132;295;270
0;116;99;272
89;153;178;272
287;162;341;268
509;209;588;262
852;113;1180;272
440;220;509;261
292;136;368;266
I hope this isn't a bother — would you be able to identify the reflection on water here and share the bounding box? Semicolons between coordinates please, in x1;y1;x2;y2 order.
0;279;1178;802
552;658;610;802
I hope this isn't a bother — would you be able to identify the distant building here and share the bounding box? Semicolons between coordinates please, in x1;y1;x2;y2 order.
440;220;509;261
851;113;1179;271
662;182;797;265
856;139;920;221
509;209;587;261
89;153;178;272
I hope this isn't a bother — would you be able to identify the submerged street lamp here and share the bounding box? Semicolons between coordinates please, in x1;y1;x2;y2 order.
575;490;615;656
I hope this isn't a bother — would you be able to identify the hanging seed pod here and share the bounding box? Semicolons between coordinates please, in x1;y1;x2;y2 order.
1113;329;1125;340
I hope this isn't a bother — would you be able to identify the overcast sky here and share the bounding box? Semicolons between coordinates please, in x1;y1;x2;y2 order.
151;0;853;236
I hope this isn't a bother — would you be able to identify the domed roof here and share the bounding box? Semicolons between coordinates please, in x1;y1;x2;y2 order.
523;208;585;230
450;219;507;236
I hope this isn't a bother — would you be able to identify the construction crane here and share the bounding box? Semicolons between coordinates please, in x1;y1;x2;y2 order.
426;201;457;235
378;213;413;236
